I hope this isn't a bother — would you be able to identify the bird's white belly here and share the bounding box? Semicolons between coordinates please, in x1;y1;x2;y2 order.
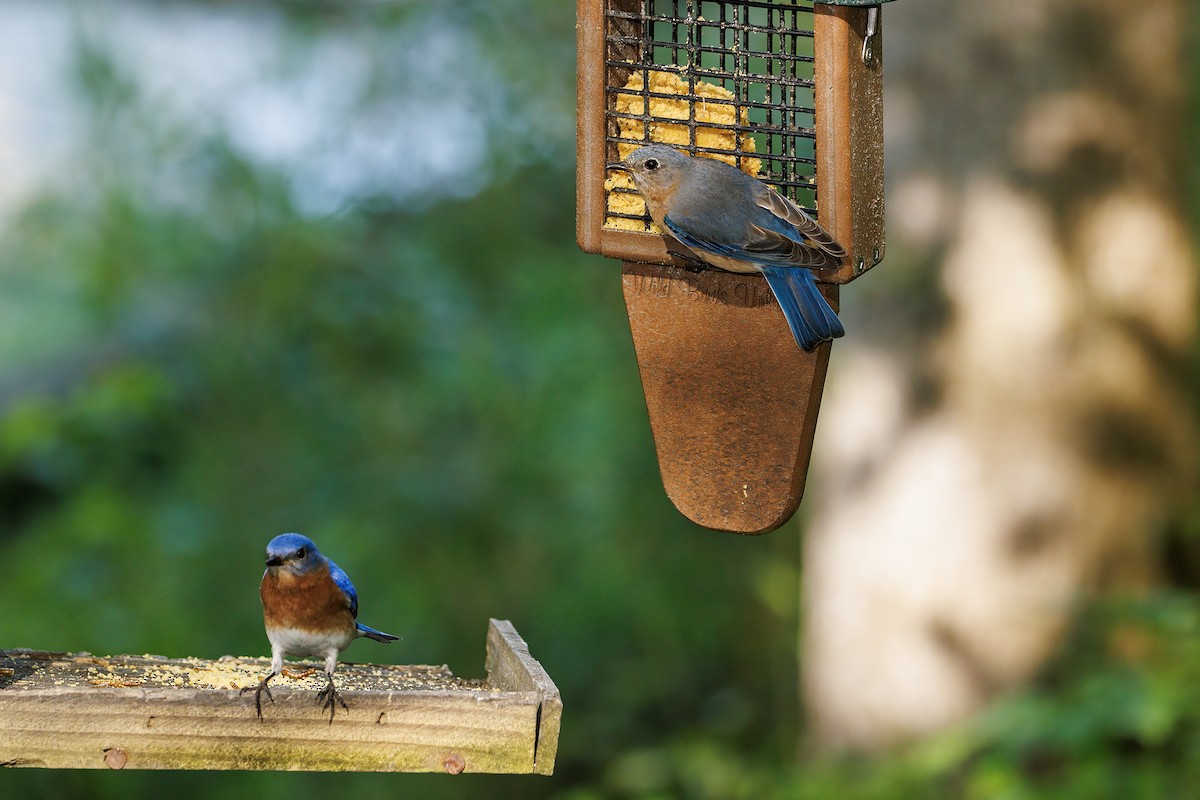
267;626;356;658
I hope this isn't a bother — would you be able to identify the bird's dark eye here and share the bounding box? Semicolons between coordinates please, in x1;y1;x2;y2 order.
645;158;659;170
296;547;306;559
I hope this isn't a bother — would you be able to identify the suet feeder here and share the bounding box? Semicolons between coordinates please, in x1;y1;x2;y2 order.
577;0;890;533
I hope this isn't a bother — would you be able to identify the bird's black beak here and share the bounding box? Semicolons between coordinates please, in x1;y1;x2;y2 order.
607;162;631;172
265;555;283;567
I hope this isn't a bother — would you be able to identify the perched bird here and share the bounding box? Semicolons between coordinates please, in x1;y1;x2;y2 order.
242;533;399;723
608;144;847;351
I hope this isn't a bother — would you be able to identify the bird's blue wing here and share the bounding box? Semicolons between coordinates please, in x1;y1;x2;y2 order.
327;559;359;619
663;196;845;350
329;558;399;642
662;214;745;259
663;214;836;271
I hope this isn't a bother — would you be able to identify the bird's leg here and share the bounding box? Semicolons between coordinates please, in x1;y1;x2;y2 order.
245;673;275;720
240;648;282;721
665;244;707;272
315;651;347;724
667;249;707;271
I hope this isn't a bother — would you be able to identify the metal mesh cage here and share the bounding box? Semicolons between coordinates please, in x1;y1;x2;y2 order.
578;0;884;277
603;0;818;232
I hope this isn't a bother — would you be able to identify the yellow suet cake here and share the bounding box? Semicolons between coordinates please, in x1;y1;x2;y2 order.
605;70;762;233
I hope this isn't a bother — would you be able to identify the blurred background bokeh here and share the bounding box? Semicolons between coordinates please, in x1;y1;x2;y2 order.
1;0;1198;798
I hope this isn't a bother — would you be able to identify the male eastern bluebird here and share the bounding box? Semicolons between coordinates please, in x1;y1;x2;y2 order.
241;533;399;723
608;144;847;351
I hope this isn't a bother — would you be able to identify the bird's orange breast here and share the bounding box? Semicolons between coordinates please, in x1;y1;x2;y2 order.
636;181;675;229
260;567;355;634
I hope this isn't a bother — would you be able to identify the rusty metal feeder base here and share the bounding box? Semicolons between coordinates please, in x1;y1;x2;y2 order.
623;261;834;534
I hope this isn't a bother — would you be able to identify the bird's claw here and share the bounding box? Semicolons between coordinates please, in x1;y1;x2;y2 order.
666;247;707;272
315;676;348;724
240;676;275;721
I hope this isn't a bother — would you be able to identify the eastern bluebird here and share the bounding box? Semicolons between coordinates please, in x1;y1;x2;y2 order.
242;533;399;723
608;144;847;351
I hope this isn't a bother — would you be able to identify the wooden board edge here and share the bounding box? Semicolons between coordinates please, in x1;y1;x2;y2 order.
485;619;562;775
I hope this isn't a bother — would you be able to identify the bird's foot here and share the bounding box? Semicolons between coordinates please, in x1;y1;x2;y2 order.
316;675;348;724
239;675;275;721
667;247;707;272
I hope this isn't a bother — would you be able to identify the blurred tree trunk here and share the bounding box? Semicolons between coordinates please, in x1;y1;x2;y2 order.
802;0;1197;749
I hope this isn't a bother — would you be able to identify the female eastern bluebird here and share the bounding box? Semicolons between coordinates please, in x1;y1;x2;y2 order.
608;144;847;352
242;533;399;723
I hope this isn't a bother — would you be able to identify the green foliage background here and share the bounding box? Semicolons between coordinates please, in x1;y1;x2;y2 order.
1;2;1199;798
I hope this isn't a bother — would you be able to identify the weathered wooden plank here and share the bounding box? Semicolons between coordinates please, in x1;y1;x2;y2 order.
486;619;562;775
0;619;559;774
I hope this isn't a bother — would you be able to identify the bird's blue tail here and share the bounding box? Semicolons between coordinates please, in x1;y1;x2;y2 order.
357;623;401;642
761;267;844;352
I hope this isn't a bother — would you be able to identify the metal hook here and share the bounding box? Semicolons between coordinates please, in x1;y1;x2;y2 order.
861;5;879;66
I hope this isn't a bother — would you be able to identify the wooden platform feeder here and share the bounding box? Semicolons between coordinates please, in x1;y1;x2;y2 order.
0;619;560;775
577;0;892;533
